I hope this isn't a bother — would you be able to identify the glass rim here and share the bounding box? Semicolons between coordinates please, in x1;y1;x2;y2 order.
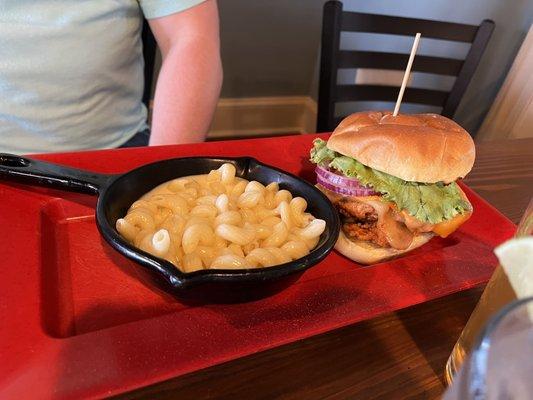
462;295;533;399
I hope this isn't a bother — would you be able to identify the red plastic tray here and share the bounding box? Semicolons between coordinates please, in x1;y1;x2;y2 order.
0;134;516;399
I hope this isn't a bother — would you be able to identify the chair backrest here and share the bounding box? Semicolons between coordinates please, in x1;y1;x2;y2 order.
141;19;157;108
317;1;494;133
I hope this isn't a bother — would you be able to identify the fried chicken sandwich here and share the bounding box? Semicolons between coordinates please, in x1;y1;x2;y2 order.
310;111;475;264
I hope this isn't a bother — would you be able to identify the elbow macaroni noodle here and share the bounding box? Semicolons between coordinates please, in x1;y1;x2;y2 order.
116;163;326;272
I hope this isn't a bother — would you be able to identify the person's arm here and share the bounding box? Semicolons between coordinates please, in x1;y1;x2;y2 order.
148;0;222;145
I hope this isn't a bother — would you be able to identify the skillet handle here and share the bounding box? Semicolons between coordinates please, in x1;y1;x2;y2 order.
0;153;113;195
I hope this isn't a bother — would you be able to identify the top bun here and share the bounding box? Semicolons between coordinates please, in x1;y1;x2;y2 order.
327;111;475;183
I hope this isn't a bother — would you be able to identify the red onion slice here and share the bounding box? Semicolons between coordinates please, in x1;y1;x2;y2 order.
316;174;377;197
316;165;364;187
315;165;377;196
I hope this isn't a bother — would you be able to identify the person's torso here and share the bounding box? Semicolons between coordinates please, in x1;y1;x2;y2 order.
0;0;147;153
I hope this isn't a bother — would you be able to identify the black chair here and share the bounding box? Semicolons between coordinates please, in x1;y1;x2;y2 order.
317;1;494;133
141;19;157;108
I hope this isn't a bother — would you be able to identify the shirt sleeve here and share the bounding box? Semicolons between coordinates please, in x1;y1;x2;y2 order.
139;0;207;19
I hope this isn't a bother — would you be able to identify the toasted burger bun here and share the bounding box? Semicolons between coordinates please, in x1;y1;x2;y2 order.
327;111;475;184
335;230;434;265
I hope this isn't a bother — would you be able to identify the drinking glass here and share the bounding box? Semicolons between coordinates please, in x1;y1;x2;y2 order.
444;198;533;383
444;296;533;400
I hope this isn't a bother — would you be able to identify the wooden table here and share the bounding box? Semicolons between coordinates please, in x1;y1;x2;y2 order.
118;137;533;400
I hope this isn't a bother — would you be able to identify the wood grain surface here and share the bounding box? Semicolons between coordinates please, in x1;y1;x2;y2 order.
116;137;533;400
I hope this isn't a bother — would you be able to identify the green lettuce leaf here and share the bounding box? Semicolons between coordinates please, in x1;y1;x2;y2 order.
310;138;471;223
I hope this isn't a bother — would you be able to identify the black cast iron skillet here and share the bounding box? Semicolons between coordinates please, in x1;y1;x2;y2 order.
0;153;340;293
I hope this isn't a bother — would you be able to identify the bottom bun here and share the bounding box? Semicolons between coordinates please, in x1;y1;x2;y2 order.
335;230;434;265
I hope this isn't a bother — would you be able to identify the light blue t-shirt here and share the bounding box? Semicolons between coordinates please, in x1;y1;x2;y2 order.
0;0;205;154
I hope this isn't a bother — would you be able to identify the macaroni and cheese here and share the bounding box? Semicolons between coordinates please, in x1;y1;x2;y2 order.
116;163;326;272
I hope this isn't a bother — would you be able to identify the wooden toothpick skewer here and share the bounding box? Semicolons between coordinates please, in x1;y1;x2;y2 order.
393;32;421;117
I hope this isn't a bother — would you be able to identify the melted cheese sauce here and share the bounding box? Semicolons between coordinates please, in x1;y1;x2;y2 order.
357;198;413;250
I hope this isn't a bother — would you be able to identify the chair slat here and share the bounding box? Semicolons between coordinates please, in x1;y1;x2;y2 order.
341;12;479;42
335;85;448;106
334;116;346;127
338;51;463;76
